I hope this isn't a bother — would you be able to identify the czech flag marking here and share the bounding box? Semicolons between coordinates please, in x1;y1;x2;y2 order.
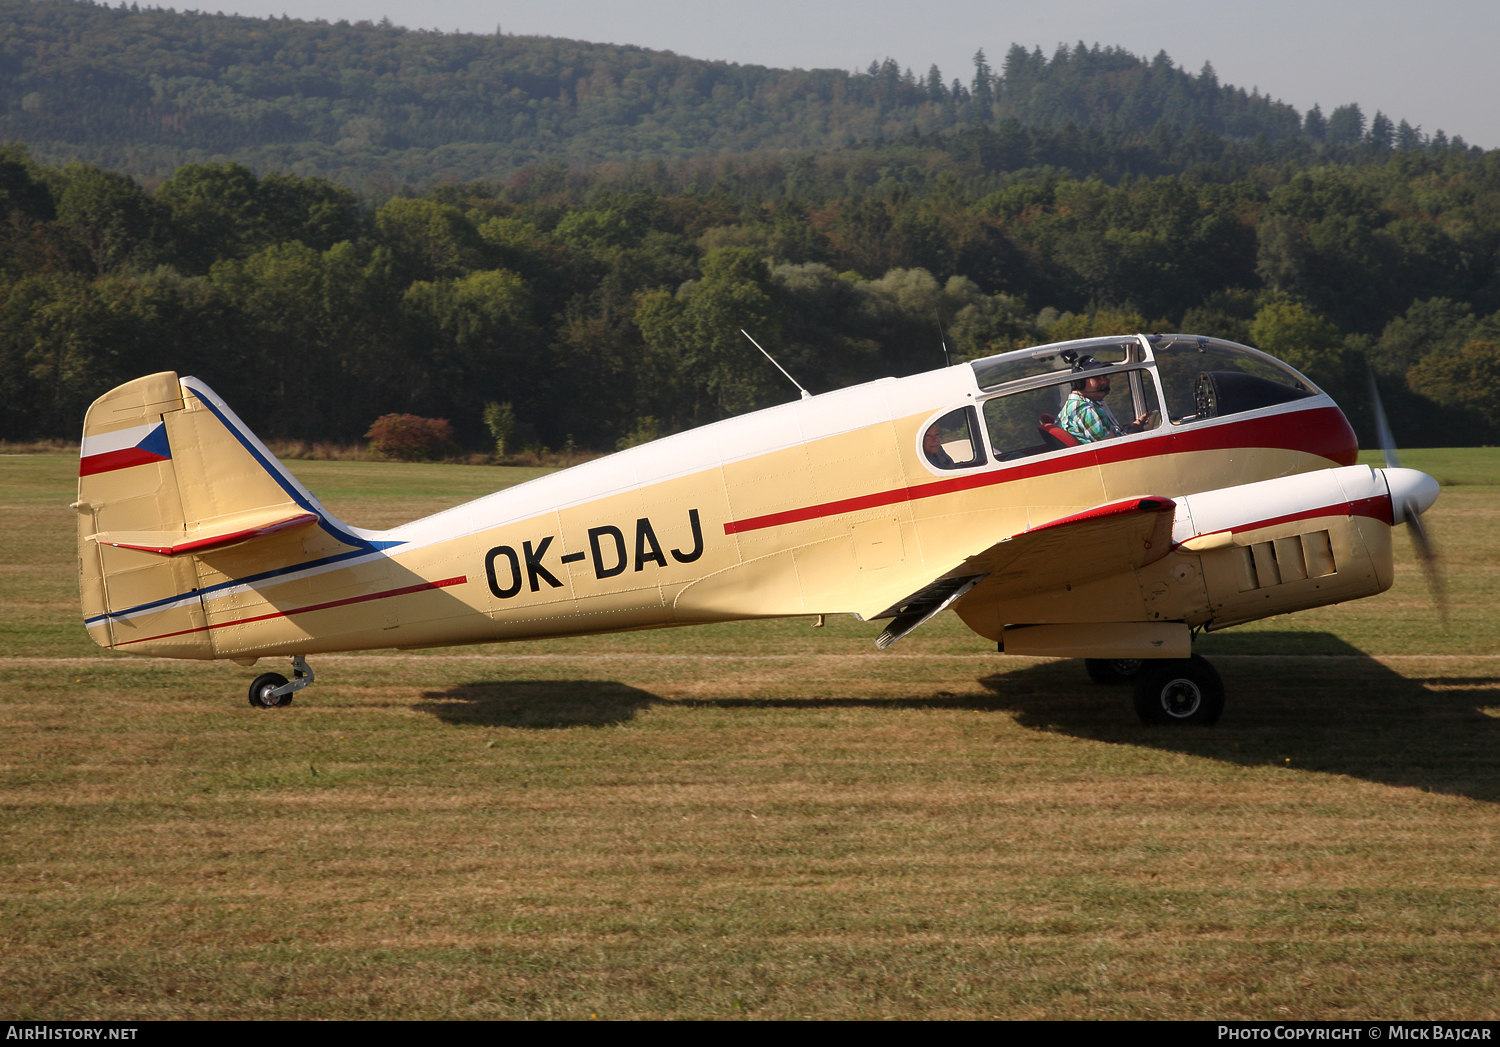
80;422;172;477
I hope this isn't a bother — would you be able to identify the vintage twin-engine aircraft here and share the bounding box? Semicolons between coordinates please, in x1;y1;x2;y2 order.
75;333;1439;724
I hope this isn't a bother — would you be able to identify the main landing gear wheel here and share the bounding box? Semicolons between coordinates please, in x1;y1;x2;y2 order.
249;672;292;709
1133;655;1224;726
1085;658;1144;686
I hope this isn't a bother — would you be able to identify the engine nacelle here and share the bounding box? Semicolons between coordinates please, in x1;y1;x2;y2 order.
979;465;1427;657
1165;464;1409;631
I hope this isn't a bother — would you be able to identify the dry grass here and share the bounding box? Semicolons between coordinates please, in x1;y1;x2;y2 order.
261;438;379;462
2;450;1498;1019
0;439;78;455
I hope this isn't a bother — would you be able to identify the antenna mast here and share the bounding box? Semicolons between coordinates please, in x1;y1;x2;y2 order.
740;330;811;400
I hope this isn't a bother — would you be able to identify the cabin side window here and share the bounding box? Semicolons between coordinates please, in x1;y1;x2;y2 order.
922;406;985;470
981;368;1162;461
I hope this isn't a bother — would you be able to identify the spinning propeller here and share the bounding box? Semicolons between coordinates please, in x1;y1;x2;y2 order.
1368;371;1447;625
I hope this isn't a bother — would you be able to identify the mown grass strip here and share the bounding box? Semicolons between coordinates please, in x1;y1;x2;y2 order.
2;452;1496;1019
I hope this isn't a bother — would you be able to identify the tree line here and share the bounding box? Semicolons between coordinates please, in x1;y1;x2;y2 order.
3;140;1498;450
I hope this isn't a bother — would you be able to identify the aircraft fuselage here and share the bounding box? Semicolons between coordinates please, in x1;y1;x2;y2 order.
77;333;1424;668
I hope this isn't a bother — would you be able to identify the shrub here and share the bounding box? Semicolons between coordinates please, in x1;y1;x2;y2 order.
616;416;663;450
364;414;457;461
482;401;516;457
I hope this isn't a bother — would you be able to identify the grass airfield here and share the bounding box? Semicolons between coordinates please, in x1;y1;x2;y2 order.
2;449;1497;1020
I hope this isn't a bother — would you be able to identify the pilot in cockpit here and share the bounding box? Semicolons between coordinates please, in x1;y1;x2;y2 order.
1058;356;1151;444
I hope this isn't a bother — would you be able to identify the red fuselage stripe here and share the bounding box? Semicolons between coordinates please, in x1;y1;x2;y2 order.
1228;498;1393;535
724;407;1357;535
111;574;468;647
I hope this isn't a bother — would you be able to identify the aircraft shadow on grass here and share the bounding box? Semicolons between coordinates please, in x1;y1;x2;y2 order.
415;679;662;730
414;632;1499;803
976;630;1500;804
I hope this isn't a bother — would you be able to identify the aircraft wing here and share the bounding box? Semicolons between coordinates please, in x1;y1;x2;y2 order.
867;496;1176;648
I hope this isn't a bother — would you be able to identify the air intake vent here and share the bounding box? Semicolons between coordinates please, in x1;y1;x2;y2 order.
1237;530;1337;591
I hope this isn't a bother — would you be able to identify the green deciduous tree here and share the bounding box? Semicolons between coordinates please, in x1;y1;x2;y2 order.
401;268;544;442
1248;298;1367;428
56;164;163;275
375;198;490;284
1406;339;1500;439
1371;298;1477;374
154;163;362;274
637;247;783;424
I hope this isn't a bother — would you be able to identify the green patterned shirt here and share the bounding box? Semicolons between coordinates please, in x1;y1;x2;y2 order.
1058;391;1125;443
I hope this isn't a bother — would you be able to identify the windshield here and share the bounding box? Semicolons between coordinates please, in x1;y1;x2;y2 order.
1150;336;1320;425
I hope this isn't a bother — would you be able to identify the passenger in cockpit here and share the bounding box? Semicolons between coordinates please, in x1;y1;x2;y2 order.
922;422;956;468
1058;356;1150;443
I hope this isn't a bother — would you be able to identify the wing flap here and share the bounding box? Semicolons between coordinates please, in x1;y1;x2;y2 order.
874;574;986;649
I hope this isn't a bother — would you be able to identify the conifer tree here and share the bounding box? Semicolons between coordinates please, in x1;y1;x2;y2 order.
1396;120;1424;151
1303;104;1326;140
1327;103;1365;145
925;65;945;102
971;49;994;107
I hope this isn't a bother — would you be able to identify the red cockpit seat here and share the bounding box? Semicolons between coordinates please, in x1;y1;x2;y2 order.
1038;413;1081;450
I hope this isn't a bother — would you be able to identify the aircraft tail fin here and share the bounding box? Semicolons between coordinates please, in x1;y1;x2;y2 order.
76;373;357;655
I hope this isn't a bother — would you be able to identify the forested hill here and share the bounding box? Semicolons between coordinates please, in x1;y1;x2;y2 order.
4;0;1497;454
0;0;1454;185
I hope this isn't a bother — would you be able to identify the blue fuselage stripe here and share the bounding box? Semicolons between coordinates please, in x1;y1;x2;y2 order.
86;387;403;625
84;547;382;625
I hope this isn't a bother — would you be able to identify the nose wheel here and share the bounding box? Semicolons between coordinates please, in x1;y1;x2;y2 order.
1132;654;1223;725
1085;658;1144;685
247;656;314;708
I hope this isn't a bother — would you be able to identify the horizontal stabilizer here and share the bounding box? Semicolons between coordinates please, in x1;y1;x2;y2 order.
89;508;320;557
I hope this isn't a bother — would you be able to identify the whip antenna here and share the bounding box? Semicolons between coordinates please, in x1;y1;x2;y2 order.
935;311;951;367
740;329;811;400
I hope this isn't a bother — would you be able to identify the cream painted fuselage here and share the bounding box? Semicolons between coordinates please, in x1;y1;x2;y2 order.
80;338;1392;665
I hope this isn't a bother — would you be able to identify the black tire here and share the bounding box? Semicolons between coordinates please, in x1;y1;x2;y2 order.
1132;655;1224;725
1085;658;1144;686
249;672;292;708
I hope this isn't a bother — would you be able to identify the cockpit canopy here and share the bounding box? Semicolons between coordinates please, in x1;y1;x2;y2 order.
921;333;1327;471
968;333;1319;425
